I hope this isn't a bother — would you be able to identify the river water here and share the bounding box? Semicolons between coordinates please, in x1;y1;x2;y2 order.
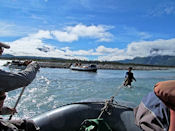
0;60;175;120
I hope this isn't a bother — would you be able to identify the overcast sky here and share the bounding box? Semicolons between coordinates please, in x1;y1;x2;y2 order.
1;0;175;61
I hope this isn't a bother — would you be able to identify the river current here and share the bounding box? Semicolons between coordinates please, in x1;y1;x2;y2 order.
0;60;175;120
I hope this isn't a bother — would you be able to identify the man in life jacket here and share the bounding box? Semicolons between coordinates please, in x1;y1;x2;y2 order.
123;67;136;87
0;42;40;131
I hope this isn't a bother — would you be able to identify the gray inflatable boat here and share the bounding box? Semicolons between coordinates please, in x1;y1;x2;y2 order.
32;100;142;131
70;64;97;72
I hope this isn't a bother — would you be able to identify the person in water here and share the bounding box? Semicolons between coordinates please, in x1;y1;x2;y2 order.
0;42;40;130
123;67;136;86
134;80;175;131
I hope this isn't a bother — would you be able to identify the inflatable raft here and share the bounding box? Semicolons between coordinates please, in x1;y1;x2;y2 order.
70;64;97;72
32;100;141;131
4;60;27;70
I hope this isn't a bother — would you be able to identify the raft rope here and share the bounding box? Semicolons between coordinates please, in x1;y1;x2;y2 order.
79;83;130;130
98;98;112;119
112;84;124;98
97;83;124;119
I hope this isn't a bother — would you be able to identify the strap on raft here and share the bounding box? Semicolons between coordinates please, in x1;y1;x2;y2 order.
79;118;112;131
79;98;114;131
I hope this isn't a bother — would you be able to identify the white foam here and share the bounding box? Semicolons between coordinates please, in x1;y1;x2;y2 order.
0;60;9;69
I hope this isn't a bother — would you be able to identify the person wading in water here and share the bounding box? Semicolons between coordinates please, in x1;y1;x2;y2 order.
123;67;136;87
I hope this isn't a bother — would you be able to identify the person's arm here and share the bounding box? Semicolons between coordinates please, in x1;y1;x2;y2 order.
154;80;175;131
131;72;136;81
0;61;40;92
0;107;17;115
169;109;175;131
154;80;175;110
133;76;136;81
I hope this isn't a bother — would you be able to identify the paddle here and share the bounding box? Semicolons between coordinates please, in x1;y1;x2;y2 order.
9;86;26;120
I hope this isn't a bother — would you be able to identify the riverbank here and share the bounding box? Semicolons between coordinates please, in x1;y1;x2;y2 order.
2;58;174;70
37;61;174;70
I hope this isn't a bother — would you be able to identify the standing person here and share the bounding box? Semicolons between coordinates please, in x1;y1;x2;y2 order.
123;67;136;87
0;42;40;130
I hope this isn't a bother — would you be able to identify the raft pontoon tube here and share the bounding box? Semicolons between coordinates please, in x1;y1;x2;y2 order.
32;100;142;131
70;64;97;72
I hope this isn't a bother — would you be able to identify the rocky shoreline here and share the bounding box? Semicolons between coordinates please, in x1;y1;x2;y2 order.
3;59;174;70
38;61;174;70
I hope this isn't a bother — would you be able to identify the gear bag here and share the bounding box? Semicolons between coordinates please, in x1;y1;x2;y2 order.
79;118;112;131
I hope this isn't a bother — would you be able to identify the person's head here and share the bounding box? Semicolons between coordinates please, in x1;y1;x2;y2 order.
0;42;10;56
128;67;132;72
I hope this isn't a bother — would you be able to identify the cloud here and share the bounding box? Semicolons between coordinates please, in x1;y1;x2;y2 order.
96;46;124;54
61;47;94;56
1;23;113;42
122;26;152;40
0;22;15;37
51;24;114;42
2;23;114;60
0;21;37;37
3;25;175;61
51;31;78;42
96;46;131;61
149;2;175;16
29;30;52;39
98;38;175;61
4;30;93;60
138;32;152;39
126;38;175;57
0;0;46;11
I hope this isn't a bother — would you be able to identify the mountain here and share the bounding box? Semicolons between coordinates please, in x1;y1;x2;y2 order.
0;54;66;62
1;54;15;58
118;55;175;66
1;54;175;66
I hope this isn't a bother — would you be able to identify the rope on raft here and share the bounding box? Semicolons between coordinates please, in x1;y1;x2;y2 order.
80;83;126;130
97;83;124;119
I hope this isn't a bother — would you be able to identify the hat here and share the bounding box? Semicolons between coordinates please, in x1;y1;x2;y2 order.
0;42;10;49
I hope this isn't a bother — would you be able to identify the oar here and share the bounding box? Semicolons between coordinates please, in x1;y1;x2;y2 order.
9;86;26;120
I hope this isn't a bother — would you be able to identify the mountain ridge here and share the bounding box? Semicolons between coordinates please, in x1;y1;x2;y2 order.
118;55;175;66
1;54;175;67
